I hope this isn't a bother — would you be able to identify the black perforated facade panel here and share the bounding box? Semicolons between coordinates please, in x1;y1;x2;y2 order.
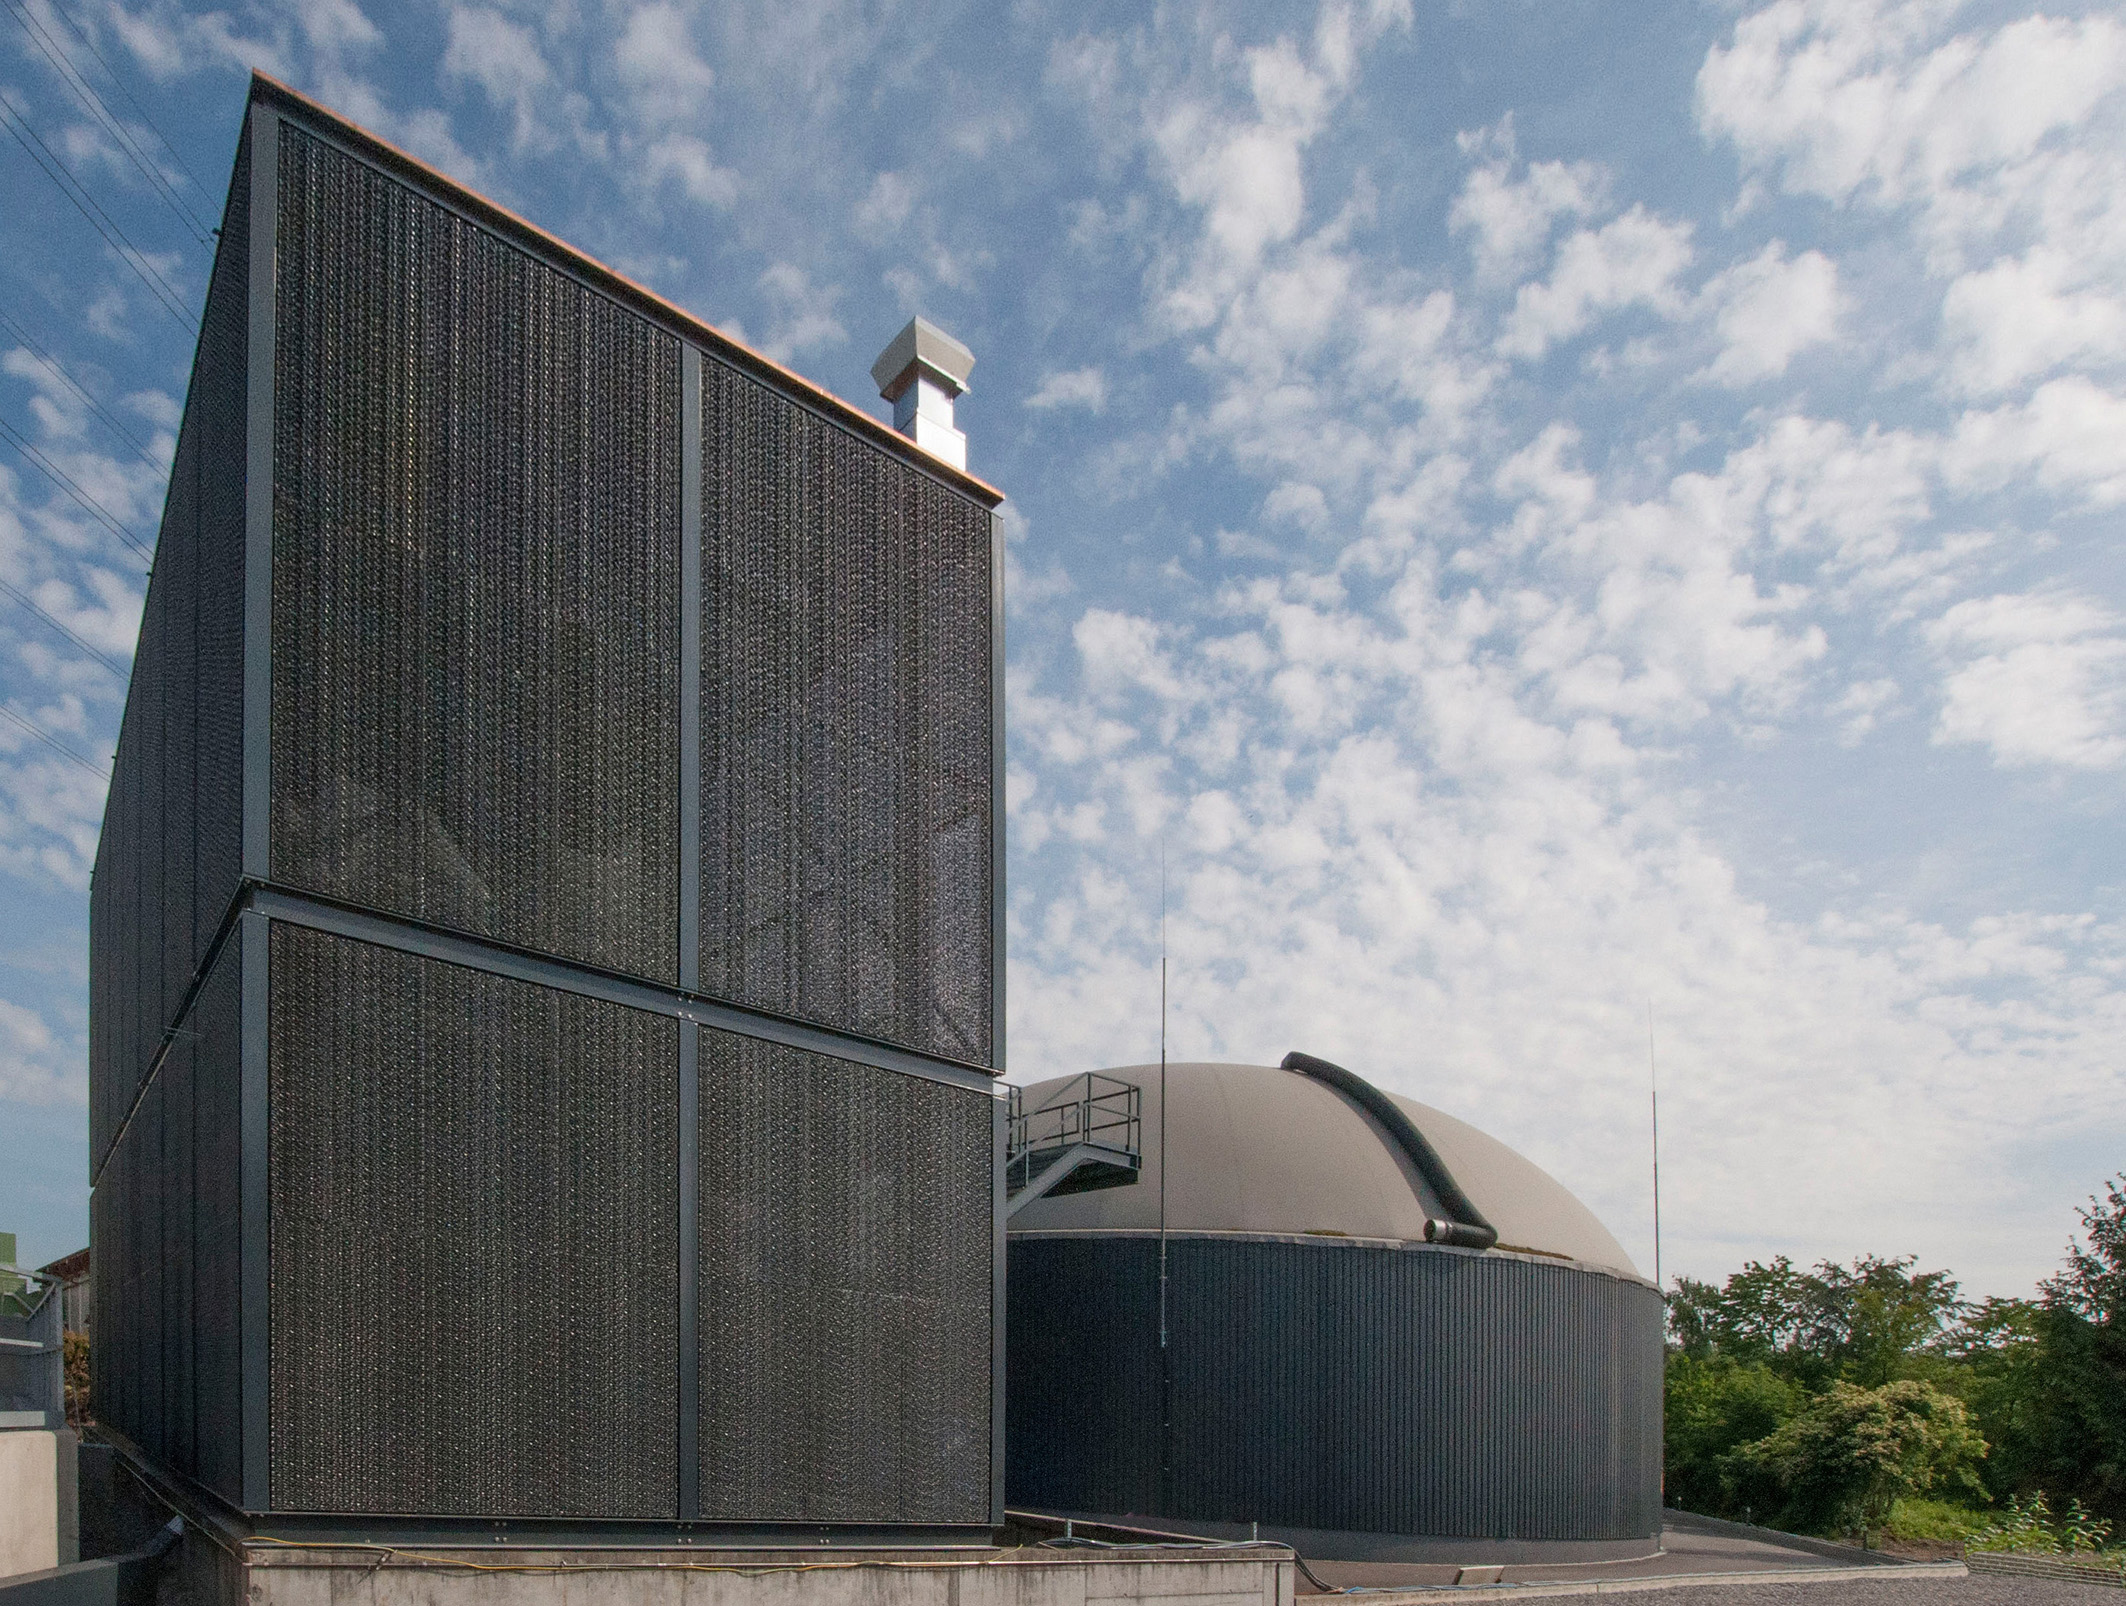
271;126;682;984
90;931;243;1504
268;924;678;1517
91;80;1001;1536
700;364;995;1066
698;1028;993;1523
88;131;250;1177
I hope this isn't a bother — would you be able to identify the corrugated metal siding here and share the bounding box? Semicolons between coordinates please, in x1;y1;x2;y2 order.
1008;1235;1663;1541
698;1028;992;1523
87;126;250;1180
270;125;682;984
698;361;993;1065
266;923;678;1517
88;932;243;1502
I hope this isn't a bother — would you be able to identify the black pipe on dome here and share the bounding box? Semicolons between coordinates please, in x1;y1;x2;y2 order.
1280;1051;1499;1251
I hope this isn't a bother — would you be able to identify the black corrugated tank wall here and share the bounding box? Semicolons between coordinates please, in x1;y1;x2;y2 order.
1007;1235;1663;1542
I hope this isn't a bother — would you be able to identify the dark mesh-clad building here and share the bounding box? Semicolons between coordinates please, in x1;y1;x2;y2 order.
1008;1062;1664;1563
89;74;1004;1541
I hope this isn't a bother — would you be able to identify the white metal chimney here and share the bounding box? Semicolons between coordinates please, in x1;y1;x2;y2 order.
871;316;975;472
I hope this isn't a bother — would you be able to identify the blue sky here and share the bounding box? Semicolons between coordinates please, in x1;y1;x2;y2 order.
0;0;2120;1298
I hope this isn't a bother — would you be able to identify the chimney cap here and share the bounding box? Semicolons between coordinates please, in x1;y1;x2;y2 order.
871;316;975;403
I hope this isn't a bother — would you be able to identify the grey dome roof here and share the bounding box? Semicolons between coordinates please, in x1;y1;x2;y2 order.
1009;1060;1641;1278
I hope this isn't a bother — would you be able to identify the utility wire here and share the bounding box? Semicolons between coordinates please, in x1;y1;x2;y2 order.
0;574;125;676
48;0;217;219
0;86;196;333
1;0;214;246
0;412;154;565
0;701;107;777
0;304;161;469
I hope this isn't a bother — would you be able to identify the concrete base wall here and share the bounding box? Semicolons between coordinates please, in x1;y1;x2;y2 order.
166;1533;1293;1606
0;1432;59;1579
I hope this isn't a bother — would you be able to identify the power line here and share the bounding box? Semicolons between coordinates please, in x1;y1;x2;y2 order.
0;411;155;565
48;0;218;219
0;304;161;469
0;574;125;676
0;86;197;333
0;701;107;777
1;0;215;246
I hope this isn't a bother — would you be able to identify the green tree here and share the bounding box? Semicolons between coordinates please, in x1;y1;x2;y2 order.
2016;1176;2126;1522
1722;1379;1987;1541
1669;1255;1965;1389
1664;1354;1803;1519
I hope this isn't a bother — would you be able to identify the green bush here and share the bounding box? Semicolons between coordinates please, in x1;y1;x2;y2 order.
1719;1379;1987;1541
1968;1492;2118;1558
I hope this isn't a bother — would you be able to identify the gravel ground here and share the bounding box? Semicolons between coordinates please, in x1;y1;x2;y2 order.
1600;1578;2118;1605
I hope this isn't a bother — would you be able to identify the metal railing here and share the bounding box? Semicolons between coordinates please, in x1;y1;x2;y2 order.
1005;1073;1142;1198
0;1263;65;1431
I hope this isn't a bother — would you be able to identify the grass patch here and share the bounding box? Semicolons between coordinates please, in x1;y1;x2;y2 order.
1885;1497;1991;1543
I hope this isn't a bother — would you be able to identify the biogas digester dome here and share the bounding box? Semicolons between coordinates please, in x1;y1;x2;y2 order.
1006;1059;1664;1560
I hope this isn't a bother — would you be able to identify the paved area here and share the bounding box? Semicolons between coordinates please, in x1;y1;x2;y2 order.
1304;1514;1883;1591
1590;1580;2116;1604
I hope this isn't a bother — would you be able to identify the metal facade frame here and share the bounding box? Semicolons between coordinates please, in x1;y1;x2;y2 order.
89;74;1009;1541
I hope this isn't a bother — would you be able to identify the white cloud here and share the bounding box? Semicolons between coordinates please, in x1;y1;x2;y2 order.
754;263;845;364
1450;118;1607;284
643;134;737;208
1698;242;1843;385
1699;2;2126;394
1928;592;2126;770
856;172;914;241
1942;249;2126;395
1026;368;1107;413
441;7;549;148
1698;4;2125;214
1947;378;2126;507
0;996;75;1105
1832;676;1899;745
614;2;716;127
1497;208;1694;360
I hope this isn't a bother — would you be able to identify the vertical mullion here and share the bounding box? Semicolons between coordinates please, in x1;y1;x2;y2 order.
677;345;702;1520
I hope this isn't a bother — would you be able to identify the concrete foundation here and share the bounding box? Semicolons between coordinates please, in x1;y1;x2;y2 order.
158;1534;1294;1606
0;1432;61;1579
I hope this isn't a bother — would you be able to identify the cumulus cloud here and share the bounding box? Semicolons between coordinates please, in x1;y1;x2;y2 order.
1497;208;1694;360
614;2;716;126
442;7;550;148
0;996;76;1105
1450;118;1607;284
754;263;845;364
1698;242;1843;385
1947;379;2126;507
1928;592;2126;770
643;134;737;208
1026;368;1108;413
1698;1;2126;393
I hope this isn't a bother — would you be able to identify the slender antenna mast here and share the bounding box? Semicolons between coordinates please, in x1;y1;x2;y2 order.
1648;1000;1663;1294
1158;842;1171;1509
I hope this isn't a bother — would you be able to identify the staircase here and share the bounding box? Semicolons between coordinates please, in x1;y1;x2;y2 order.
1005;1073;1143;1217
